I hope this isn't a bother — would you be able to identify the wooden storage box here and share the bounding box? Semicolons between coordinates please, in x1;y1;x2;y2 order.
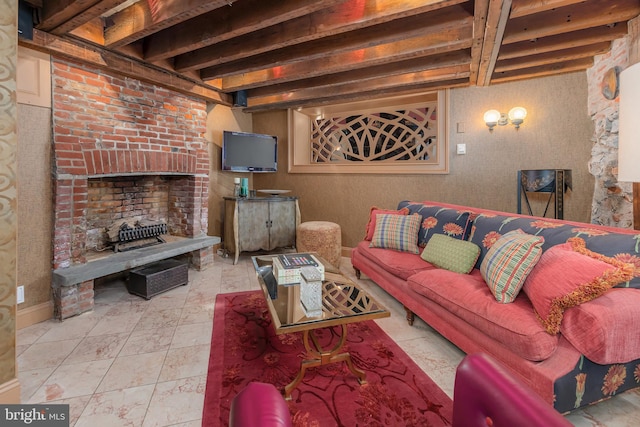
127;259;188;299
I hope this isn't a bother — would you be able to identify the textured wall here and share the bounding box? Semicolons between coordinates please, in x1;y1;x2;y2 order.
204;104;252;239
17;104;53;308
252;72;594;248
0;0;17;388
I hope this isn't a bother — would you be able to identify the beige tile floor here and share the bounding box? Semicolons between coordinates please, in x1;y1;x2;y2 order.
17;254;640;426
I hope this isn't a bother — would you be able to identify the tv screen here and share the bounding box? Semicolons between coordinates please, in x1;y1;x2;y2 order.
222;131;278;172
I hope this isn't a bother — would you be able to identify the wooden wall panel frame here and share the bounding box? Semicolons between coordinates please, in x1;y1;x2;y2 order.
288;90;449;174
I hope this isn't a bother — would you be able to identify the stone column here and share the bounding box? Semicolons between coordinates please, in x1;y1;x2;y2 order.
587;38;633;227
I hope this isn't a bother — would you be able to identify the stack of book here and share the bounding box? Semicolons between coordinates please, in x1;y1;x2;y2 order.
272;253;325;285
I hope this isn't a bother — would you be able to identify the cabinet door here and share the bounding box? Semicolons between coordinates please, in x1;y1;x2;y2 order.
237;200;270;252
268;200;296;250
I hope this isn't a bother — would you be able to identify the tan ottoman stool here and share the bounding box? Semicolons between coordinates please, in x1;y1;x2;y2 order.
296;221;342;269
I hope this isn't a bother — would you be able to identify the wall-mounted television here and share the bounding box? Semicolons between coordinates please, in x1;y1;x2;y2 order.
222;131;278;172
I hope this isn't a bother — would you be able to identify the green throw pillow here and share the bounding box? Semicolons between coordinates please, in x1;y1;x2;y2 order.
421;234;481;274
370;213;421;254
480;230;544;304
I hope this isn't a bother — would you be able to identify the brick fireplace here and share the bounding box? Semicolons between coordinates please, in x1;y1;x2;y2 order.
51;58;214;319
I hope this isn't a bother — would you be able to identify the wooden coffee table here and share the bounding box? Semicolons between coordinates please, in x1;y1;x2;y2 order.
252;254;390;399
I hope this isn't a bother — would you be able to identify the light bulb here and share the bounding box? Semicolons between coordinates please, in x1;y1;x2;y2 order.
484;109;501;130
508;107;527;128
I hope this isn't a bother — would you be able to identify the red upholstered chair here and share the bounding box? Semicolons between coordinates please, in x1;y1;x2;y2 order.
228;382;292;427
453;353;572;427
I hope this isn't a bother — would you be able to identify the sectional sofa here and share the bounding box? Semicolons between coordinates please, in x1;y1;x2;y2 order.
351;200;640;413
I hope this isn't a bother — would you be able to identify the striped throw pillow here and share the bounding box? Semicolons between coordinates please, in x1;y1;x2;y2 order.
480;230;544;303
369;213;421;254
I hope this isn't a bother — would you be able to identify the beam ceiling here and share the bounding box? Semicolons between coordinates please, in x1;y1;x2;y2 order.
19;0;640;111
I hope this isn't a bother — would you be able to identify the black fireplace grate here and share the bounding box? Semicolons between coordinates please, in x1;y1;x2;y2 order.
113;222;167;252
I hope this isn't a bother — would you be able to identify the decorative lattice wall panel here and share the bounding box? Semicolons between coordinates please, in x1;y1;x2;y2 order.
311;105;438;164
288;92;448;174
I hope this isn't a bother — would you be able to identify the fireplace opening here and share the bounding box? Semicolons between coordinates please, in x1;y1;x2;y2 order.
85;175;195;258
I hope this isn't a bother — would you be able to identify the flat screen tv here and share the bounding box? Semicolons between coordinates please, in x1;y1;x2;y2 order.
222;131;278;172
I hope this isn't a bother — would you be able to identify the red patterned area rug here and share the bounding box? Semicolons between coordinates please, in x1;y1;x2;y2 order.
203;290;453;426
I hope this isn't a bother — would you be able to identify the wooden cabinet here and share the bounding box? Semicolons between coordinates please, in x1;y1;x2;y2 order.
224;197;300;264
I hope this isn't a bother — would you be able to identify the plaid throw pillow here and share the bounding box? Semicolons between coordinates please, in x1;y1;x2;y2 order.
480;230;544;303
369;213;421;254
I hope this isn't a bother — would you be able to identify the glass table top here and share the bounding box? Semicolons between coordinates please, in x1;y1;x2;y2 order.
252;254;389;334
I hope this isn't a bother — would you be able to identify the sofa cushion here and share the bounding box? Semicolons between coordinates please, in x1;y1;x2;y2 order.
407;268;558;361
561;289;640;364
523;238;636;335
468;212;640;289
421;234;480;274
572;230;640;289
397;201;472;247
370;213;421;254
364;206;409;241
469;214;575;267
356;241;434;280
480;230;544;303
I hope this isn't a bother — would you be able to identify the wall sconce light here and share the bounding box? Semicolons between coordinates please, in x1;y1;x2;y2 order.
484;107;527;131
508;107;527;129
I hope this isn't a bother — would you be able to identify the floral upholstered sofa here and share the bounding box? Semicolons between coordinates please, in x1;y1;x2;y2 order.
351;200;640;413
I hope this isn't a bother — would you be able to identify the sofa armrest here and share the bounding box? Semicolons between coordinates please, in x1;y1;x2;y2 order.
229;382;292;427
453;353;572;427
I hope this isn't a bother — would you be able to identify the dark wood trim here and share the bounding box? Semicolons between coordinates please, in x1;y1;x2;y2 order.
634;183;640;230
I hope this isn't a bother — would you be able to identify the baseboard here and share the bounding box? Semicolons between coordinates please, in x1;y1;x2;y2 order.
17;300;53;330
0;378;21;403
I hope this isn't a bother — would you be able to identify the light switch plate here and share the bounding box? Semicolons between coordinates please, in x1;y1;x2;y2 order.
456;143;466;155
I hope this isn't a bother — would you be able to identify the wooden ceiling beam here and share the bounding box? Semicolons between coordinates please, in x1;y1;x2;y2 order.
173;0;470;72
491;57;594;83
49;0;130;36
143;0;347;62
246;68;469;111
509;0;588;19
494;42;611;73
498;24;628;60
68;18;105;45
22;29;231;105
469;0;491;85
104;0;231;48
196;5;473;78
38;0;103;31
476;0;512;86
503;0;640;45
219;29;473;92
245;79;470;112
246;50;472;98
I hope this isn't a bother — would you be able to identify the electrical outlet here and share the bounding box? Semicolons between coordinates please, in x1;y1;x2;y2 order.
17;286;24;304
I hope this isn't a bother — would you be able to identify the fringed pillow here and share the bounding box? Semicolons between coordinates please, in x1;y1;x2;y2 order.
523;237;635;335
